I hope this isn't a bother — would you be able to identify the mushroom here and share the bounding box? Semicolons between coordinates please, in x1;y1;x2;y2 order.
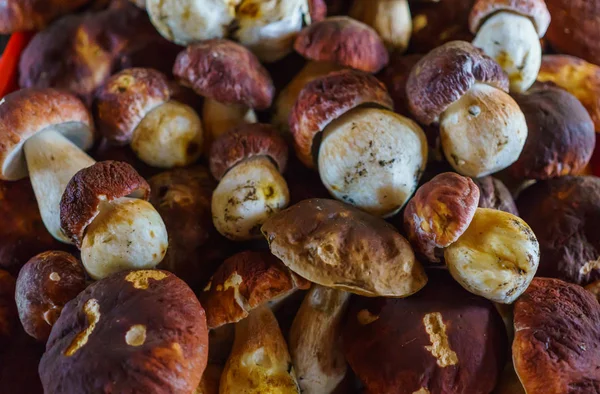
94;68;204;169
469;0;551;92
517;176;600;285
291;69;428;217
220;305;300;393
210;124;290;240
200;250;310;329
471;176;518;215
378;53;424;117
262;198;427;297
342;269;507;394
512;277;600;393
0;269;17;351
15;251;86;342
39;270;209;393
407;41;528;178
60;161;168;279
0;0;91;33
289;285;350;394
586;280;600;303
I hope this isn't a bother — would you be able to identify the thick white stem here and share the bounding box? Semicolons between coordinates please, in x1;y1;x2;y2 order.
24;128;95;244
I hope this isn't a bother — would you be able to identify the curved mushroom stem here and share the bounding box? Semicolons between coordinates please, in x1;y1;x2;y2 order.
23;129;95;243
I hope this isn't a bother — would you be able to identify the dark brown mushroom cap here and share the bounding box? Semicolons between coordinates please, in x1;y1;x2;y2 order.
513;277;600;394
404;172;480;262
15;251;86;342
60;161;150;248
200;250;310;329
472;176;518;215
0;269;16;351
343;269;507;394
39;270;208;394
517;176;600;285
294;16;389;73
209;123;288;181
290;69;393;168
0;0;91;33
173;39;275;110
262;199;427;297
509;83;595;180
469;0;551;37
94;68;171;145
377;53;424;117
406;41;509;126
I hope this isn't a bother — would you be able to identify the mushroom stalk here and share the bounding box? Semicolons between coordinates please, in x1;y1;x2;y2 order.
23;128;95;243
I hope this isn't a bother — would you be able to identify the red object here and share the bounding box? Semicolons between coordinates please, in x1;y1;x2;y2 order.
0;32;34;98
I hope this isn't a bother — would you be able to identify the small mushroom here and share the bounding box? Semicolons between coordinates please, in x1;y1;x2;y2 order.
95;68;204;168
220;305;300;393
585;280;600;303
200;250;310;329
0;269;17;351
262;198;427;297
407;41;527;177
15;251;86;342
513;277;600;394
444;208;540;303
39;270;209;393
210;124;290;240
0;0;91;33
289;285;350;394
471;176;519;215
469;0;550;92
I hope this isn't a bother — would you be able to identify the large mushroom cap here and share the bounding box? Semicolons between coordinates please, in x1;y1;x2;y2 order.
39;270;209;393
0;0;91;33
0;88;94;181
469;0;551;37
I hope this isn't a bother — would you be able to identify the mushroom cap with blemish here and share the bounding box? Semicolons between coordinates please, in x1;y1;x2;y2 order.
343;269;507;394
406;40;509;126
294;16;389;73
469;0;551;37
262;198;427;297
39;269;208;394
289;69;393;168
0;269;17;350
517;176;600;285
15;251;86;342
404;172;480;263
200;250;310;329
509;83;595;180
60;161;150;248
513;277;600;394
209;123;288;181
173;39;275;110
94;68;171;145
471;176;518;216
0;0;91;33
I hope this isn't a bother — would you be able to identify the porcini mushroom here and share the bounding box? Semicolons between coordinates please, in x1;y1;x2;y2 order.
0;0;91;33
469;0;551;92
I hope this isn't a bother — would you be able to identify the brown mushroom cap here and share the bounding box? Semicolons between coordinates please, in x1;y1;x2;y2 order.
586;280;600;303
517;176;600;285
406;40;509;126
200;250;310;329
0;0;91;33
173;39;275;110
262;198;427;297
469;0;551;37
513;277;600;394
472;176;518;215
290;69;393;168
94;68;171;145
39;270;208;393
60;161;150;247
509;83;595;180
378;53;425;117
404;172;480;262
0;88;94;181
343;269;507;394
294;16;389;73
15;251;86;342
0;269;16;350
209;124;289;181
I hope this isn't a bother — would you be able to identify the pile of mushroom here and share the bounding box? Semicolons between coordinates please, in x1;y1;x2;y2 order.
2;0;600;393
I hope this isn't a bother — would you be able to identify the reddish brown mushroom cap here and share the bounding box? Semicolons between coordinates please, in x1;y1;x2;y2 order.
39;270;209;394
471;176;518;215
60;161;150;247
513;278;600;394
94;68;171;145
173;39;275;110
290;69;393;168
469;0;551;37
294;16;389;73
209;124;288;181
586;280;600;303
406;40;509;126
0;0;91;33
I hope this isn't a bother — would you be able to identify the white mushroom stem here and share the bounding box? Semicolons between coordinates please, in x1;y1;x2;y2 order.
202;98;256;151
23;128;95;243
472;12;541;93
